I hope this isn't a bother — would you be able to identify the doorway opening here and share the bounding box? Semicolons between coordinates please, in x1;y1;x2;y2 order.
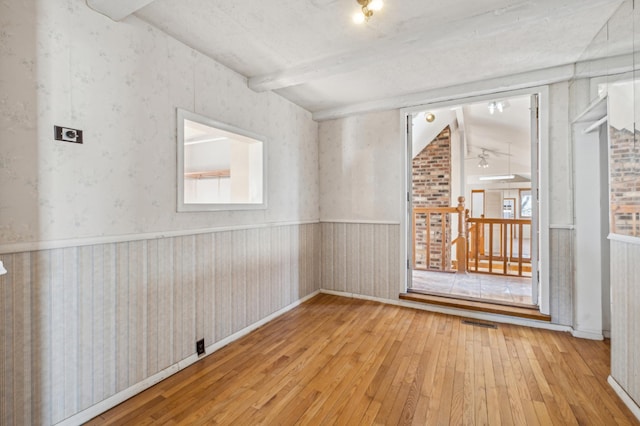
407;94;539;307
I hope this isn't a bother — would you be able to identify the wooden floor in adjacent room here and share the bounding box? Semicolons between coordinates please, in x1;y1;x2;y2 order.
87;294;638;425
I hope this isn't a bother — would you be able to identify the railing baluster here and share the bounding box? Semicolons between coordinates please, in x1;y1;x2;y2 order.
499;225;504;260
456;199;467;274
475;223;479;271
518;223;524;276
441;213;446;271
489;223;494;273
412;211;417;269
503;222;508;275
509;223;514;265
426;212;431;270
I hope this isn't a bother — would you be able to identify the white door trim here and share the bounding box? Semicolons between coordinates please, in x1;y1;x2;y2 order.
400;85;551;314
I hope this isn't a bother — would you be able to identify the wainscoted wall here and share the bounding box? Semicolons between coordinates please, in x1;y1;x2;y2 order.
549;228;573;326
321;223;401;300
0;223;321;425
610;239;640;407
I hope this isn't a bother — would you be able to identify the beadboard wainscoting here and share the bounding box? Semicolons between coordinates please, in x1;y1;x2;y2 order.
549;228;574;326
320;222;401;300
610;238;640;412
0;223;321;425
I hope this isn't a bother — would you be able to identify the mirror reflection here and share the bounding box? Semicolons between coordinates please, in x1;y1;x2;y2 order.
178;110;265;211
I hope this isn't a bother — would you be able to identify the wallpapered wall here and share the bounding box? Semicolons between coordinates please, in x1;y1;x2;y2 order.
0;0;319;246
0;1;322;424
318;110;402;222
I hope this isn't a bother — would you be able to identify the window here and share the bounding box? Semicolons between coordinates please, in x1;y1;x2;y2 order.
520;189;532;218
177;109;266;211
503;198;515;219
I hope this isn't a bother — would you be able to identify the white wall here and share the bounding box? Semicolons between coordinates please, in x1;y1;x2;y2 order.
230;140;250;203
549;82;574;225
319;110;402;222
0;0;319;248
573;122;605;339
184;140;231;173
411;110;457;158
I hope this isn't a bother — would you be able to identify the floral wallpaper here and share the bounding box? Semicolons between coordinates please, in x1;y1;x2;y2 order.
318;110;402;222
0;0;319;245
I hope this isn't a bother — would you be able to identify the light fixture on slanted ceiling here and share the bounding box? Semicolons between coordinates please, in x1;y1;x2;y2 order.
353;0;384;24
488;100;510;115
478;149;489;168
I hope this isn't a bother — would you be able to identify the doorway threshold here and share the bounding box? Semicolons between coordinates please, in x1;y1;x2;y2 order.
400;291;551;322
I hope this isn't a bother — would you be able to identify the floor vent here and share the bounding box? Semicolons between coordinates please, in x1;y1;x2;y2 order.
461;319;497;329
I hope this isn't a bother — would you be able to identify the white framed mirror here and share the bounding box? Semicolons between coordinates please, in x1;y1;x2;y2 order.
177;109;266;211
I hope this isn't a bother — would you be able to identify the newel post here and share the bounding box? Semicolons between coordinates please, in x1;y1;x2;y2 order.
456;196;467;274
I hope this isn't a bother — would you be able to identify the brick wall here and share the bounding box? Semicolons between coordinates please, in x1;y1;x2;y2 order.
412;127;452;270
610;127;640;237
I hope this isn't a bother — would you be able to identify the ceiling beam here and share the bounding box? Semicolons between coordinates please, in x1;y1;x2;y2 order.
248;0;622;93
312;64;575;121
86;0;157;21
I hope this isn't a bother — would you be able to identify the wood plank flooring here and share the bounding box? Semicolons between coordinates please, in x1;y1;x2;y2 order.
86;294;639;425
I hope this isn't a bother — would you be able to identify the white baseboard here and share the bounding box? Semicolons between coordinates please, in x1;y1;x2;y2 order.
571;328;604;340
608;375;640;422
56;290;320;426
319;289;573;333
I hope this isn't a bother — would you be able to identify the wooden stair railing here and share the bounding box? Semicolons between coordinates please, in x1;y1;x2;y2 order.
413;197;467;273
466;218;485;260
413;198;532;278
466;217;532;277
611;204;640;237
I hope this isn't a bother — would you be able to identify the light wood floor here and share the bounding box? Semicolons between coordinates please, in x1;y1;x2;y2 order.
87;294;638;425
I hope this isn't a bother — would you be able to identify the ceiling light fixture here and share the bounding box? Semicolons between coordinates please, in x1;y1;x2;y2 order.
477;149;489;168
488;100;509;114
479;175;515;181
353;0;383;24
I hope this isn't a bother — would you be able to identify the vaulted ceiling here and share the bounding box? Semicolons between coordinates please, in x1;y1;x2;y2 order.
89;0;625;118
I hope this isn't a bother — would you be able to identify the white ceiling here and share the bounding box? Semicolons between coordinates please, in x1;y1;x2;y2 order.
127;0;625;117
461;96;532;179
415;94;532;181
